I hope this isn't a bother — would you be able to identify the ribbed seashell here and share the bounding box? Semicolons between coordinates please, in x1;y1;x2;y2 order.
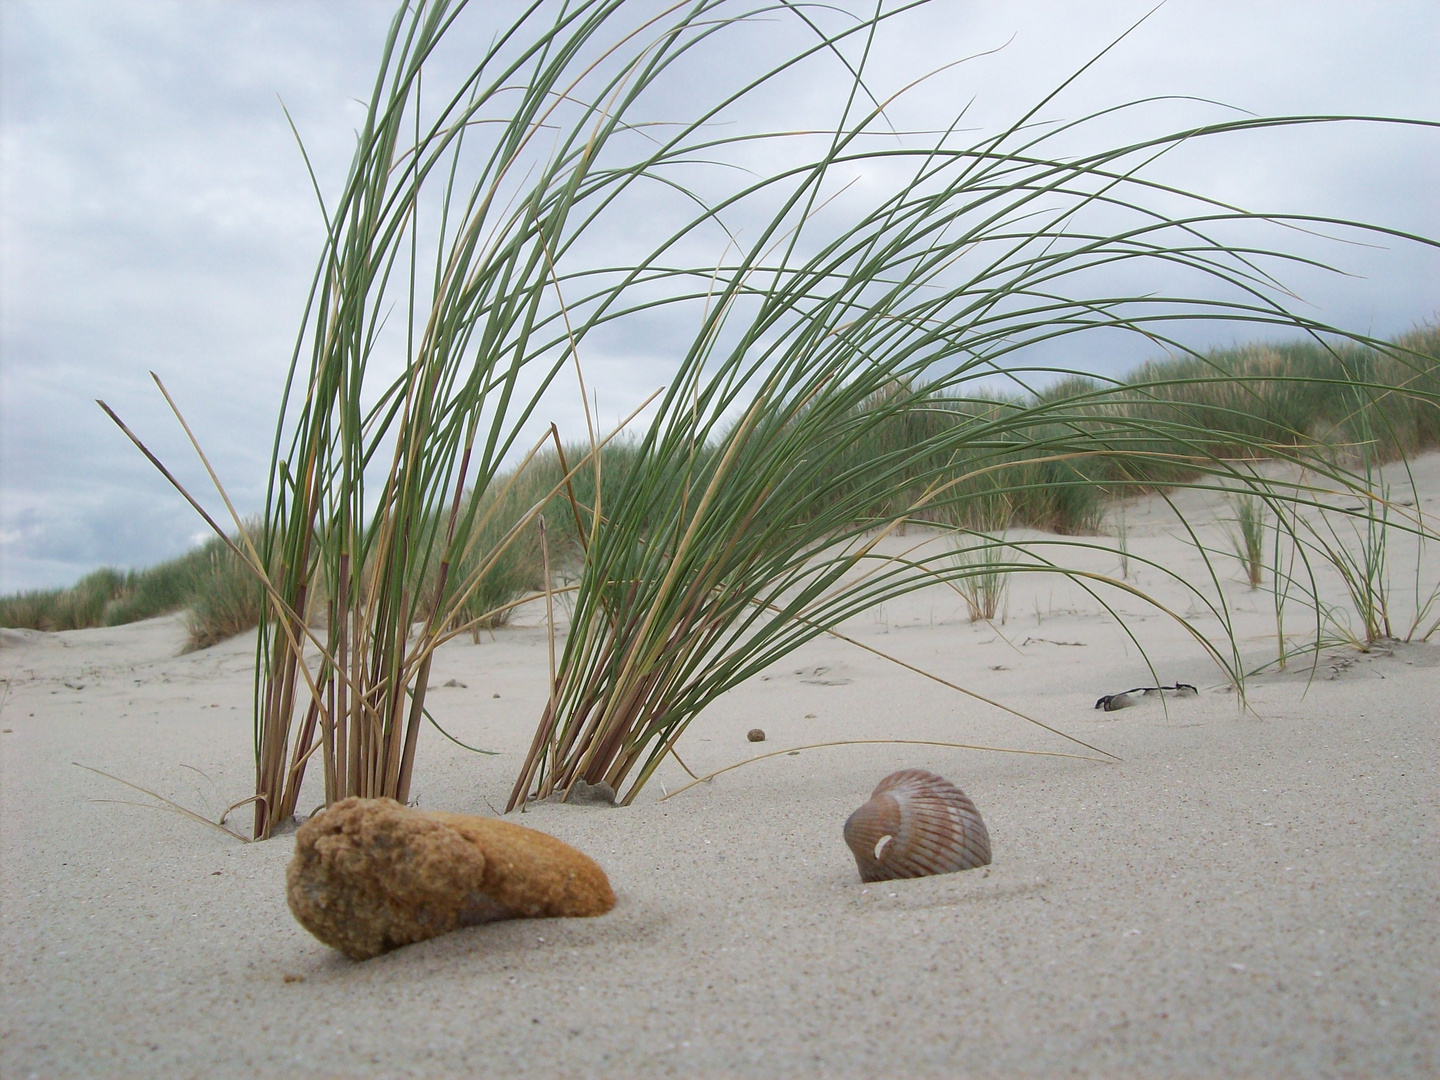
843;769;991;883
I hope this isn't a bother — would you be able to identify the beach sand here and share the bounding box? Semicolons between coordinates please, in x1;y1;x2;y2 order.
3;463;1438;1078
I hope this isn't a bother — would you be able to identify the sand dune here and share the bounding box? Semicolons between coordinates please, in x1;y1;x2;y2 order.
3;466;1437;1078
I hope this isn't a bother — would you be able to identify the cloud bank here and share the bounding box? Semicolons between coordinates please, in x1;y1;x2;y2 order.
2;0;1435;590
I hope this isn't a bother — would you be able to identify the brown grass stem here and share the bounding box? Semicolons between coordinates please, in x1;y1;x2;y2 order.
72;762;250;843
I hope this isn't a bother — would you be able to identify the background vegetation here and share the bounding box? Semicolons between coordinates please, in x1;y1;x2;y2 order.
7;323;1436;647
1;531;260;650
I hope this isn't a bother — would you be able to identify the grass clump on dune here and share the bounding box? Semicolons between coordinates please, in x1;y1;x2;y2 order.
759;325;1440;541
1104;325;1440;478
96;0;1438;832
0;569;127;632
0;535;251;636
502;45;1438;806
227;0;816;838
183;541;267;652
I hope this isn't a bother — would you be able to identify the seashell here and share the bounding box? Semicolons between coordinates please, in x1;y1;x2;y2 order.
843;769;991;883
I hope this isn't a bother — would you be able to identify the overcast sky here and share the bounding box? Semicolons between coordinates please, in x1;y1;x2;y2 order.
2;0;1436;593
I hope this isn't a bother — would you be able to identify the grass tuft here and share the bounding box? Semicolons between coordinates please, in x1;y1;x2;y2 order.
184;543;267;652
948;535;1012;624
1226;492;1267;589
1;535;254;635
86;0;1440;830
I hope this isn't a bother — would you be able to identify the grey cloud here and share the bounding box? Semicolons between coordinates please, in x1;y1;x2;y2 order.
2;0;1436;591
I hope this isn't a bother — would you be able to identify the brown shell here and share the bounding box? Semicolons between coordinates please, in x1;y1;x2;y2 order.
843;768;991;882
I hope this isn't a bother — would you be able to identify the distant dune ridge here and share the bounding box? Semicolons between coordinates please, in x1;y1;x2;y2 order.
5;323;1437;653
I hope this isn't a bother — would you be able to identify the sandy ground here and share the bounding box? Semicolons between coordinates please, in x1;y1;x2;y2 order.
3;461;1439;1078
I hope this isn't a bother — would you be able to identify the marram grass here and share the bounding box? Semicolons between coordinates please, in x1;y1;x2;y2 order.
92;0;1439;832
503;23;1440;805
0;532;254;641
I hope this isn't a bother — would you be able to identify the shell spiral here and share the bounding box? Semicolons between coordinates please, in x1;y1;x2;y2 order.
843;769;991;883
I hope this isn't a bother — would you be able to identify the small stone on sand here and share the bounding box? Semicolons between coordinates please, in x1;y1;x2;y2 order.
747;728;766;742
286;797;615;960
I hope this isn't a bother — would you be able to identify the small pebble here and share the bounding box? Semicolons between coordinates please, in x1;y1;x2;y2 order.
746;728;766;742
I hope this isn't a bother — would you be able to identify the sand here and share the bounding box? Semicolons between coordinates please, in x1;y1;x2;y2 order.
3;463;1438;1078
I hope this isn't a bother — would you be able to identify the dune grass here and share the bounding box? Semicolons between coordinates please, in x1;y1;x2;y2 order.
183;542;267;652
0;569;126;633
494;9;1439;806
228;0;878;838
90;0;1439;829
1226;492;1267;589
0;534;248;638
947;536;1012;624
504;116;1438;809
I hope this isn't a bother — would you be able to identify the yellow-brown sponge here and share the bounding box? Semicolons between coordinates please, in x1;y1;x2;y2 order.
286;797;614;960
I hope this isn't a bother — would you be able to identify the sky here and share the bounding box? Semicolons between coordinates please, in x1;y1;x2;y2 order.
2;0;1437;593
